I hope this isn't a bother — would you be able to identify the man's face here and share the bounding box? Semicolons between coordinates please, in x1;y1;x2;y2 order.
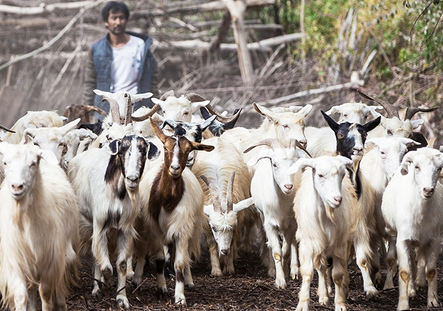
105;10;127;35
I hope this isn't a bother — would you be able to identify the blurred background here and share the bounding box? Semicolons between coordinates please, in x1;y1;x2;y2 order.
0;0;442;144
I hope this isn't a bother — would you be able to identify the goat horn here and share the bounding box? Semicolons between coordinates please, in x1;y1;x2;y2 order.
404;107;438;120
102;97;120;123
294;139;312;158
0;124;14;133
244;138;282;153
200;175;222;213
226;171;235;213
205;104;243;124
357;89;398;118
124;93;133;125
160;90;175;101
87;105;107;115
184;93;207;102
131;104;161;122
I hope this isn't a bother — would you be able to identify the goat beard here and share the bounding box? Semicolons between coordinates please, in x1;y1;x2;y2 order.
326;205;336;225
126;187;139;205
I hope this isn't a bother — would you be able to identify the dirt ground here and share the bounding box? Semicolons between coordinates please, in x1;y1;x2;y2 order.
64;243;443;311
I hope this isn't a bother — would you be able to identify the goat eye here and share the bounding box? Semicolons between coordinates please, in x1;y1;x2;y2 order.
3;162;6;166
318;174;324;179
337;133;344;139
343;114;348;117
387;129;393;136
34;142;40;147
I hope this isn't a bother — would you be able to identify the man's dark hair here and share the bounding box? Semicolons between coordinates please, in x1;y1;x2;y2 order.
101;1;130;22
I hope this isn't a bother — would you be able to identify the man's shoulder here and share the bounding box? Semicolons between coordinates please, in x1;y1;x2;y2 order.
127;31;152;43
90;35;109;51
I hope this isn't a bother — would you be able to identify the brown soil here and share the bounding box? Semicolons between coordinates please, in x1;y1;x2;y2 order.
65;245;443;311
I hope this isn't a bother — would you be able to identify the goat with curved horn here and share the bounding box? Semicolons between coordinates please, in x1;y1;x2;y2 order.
203;106;243;125
404;106;438;120
200;175;222;213
357;89;397;118
101;97;121;124
226;171;235;213
130;104;161;122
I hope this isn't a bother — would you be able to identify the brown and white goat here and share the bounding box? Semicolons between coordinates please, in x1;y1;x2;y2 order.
0;143;80;311
133;118;214;306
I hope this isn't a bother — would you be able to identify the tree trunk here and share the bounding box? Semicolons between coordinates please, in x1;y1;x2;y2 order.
225;0;254;85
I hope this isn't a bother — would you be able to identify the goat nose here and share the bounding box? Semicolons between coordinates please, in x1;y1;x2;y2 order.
334;196;342;204
284;184;293;191
171;164;180;171
423;187;434;198
220;249;230;256
11;184;23;192
127;175;139;183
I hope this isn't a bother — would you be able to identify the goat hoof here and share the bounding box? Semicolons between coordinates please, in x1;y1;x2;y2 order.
365;287;379;299
157;286;167;298
102;266;112;280
92;289;103;299
116;296;130;309
185;283;194;289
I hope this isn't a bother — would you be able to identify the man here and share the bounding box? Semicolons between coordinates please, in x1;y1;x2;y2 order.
82;1;158;118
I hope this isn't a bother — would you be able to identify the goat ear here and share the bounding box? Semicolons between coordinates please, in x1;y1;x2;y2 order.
21;128;36;144
298;104;313;117
288;158;313;174
60;118;81;136
233;197;254;213
364;138;378;150
191;141;214;152
150;117;168;143
203;205;213;216
410;119;424;129
131;92;153;102
400;154;413;175
108;139;120;155
191;100;211;112
246;149;272;167
364;116;381;132
325;106;340;116
336;155;353;168
321;110;339;133
253;103;277;123
39;149;59;165
147;141;160;160
200;115;217;131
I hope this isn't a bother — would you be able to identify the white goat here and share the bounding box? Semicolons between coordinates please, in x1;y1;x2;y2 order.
381;147;443;310
94;89;153;126
68;134;160;309
0;142;80;311
290;155;356;311
20;118;81;166
3;110;66;144
325;102;383;124
246;138;306;289
61;128;98;170
192;136;253;276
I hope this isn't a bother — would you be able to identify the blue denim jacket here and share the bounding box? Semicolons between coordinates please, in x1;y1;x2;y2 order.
83;31;158;114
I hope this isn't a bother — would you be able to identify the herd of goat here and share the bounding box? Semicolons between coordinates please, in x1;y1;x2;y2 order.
0;88;441;311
